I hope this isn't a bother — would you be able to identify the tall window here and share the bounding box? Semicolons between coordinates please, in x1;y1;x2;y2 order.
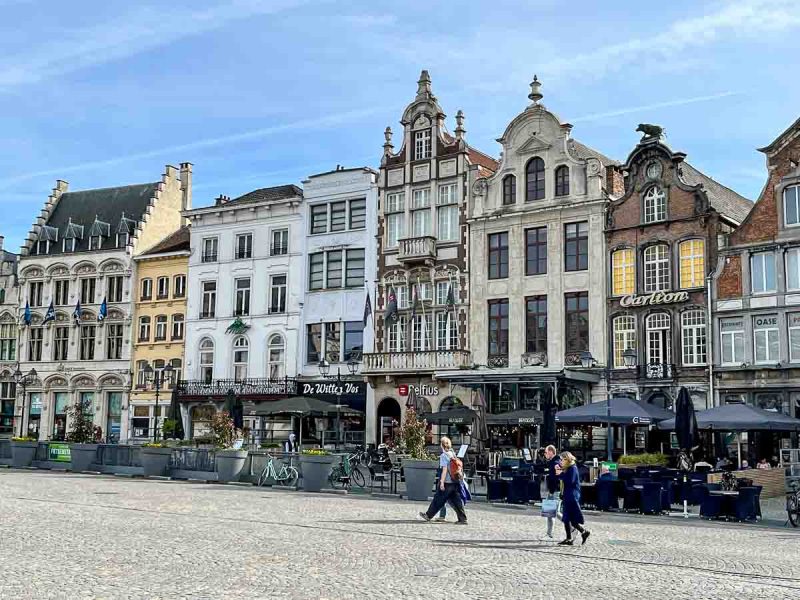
720;317;744;365
271;229;289;255
140;278;153;301
156;276;169;300
350;198;367;230
235;233;252;259
171;314;184;340
270;275;287;313
789;313;800;363
28;327;43;361
411;188;431;237
525;295;547;353
751;252;776;294
234;278;251;316
554;165;569;197
612;315;636;368
54;280;70;305
106;323;123;359
784;185;800;226
138;316;151;342
79;325;96;360
387;316;407;352
154;315;168;341
268;335;285;378
502;175;516;205
343;321;364;361
681;310;707;366
411;314;432;351
324;322;341;362
29;281;43;307
525;227;547;276
385;192;405;248
753;315;779;363
643;186;666;223
679;240;705;289
232;337;249;380
80;278;96;304
435;312;458;350
646;313;671;365
414;129;431;160
488;299;509;359
326;250;343;289
0;323;16;361
306;324;322;363
611;248;635;295
309;253;324;290
330;201;347;232
525;157;545;201
173;275;186;298
107;276;123;303
488;232;509;279
346;249;365;287
564;222;588;272
643;244;670;292
437;184;458;242
201;237;218;262
201;281;216;318
311;204;328;234
565;292;589;353
199;339;214;383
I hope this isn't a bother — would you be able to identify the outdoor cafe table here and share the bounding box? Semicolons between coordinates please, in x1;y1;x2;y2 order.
580;482;597;507
709;490;739;520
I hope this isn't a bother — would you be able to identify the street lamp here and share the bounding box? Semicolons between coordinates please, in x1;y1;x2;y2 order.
143;363;174;443
14;366;38;438
318;356;359;450
622;348;638;369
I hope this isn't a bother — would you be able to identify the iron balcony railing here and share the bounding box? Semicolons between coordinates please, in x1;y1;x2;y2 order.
176;377;298;399
362;350;471;373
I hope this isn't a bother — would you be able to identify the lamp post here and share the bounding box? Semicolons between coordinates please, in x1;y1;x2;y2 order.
318;357;359;450
14;366;38;438
143;363;174;443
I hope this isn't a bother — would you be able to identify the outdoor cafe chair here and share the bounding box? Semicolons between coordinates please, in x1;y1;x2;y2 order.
699;492;723;519
734;487;759;522
595;479;619;511
641;482;664;515
507;476;530;504
367;465;388;494
527;478;542;503
689;483;709;506
487;478;508;503
623;480;642;512
752;485;763;519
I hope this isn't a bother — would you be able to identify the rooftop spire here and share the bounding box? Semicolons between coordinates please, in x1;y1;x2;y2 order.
383;126;394;155
528;74;543;105
455;110;465;139
417;69;432;98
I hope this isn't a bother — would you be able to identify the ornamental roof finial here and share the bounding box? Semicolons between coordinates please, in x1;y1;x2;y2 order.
528;74;543;105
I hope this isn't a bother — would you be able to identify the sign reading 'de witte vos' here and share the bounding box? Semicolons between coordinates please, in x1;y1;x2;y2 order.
620;291;689;307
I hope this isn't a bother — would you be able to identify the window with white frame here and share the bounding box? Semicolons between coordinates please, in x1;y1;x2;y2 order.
720;317;744;365
786;247;800;291
784;185;800;226
414;129;431;160
107;276;123;303
411;281;432;303
436;311;458;350
174;275;186;298
28;327;43;361
0;323;14;361
385;192;405;248
438;183;458;206
679;239;705;289
396;285;408;309
202;237;218;262
437;204;458;241
412;207;431;237
387;316;406;352
751;252;776;294
789;313;800;363
138;316;151;342
643;244;670;292
271;228;289;255
646;312;671;365
435;281;451;305
270;274;287;313
612;315;636;368
268;334;285;378
330;202;347;232
156;276;169;300
232;336;249;380
349;198;366;230
171;314;184;340
411;314;433;351
201;281;216;318
154;315;168;341
140;278;153;301
412;188;431;209
753;315;779;363
311;204;328;234
199;338;214;383
106;323;123;360
53;325;68;360
681;310;707;366
79;325;95;360
235;278;251;316
235;233;253;259
643;186;666;223
54;279;70;305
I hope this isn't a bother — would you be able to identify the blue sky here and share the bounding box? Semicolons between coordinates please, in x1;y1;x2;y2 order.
1;0;798;250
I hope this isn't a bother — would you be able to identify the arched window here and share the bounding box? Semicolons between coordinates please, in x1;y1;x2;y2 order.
611;249;635;296
612;315;636;368
646;312;671;367
439;396;462;411
502;174;516;205
643;186;666;223
268;334;285;379
525;157;545;201
678;239;705;289
199;338;214;383
554;165;569;196
643;244;670;292
138;316;151;342
232;336;249;381
681;310;706;366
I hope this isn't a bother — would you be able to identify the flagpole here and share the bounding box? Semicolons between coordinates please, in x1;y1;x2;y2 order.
417;276;428;351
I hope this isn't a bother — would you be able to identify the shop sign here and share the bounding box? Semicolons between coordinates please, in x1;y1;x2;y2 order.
398;384;440;397
754;316;777;327
620;291;689;307
49;443;71;462
789;313;800;328
720;318;743;331
299;380;367;413
631;416;651;425
518;417;538;424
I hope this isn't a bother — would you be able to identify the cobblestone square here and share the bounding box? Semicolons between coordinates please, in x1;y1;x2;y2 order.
1;470;799;600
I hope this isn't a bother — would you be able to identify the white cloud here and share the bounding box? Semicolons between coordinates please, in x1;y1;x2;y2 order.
569;91;741;123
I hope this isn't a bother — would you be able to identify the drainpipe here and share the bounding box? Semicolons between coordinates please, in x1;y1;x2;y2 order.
706;274;714;407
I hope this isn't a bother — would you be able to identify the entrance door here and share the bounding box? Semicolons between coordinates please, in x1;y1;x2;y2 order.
52;392;69;441
106;392;122;443
376;397;401;445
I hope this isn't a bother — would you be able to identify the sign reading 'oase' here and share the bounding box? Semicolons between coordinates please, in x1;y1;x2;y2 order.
620;291;689;307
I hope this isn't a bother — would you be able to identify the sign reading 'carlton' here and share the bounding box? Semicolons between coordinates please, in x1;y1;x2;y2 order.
620;291;689;307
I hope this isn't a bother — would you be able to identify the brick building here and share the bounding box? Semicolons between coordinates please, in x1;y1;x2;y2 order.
711;116;800;458
607;129;750;427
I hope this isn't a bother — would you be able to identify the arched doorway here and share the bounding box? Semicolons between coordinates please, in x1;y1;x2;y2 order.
377;397;401;445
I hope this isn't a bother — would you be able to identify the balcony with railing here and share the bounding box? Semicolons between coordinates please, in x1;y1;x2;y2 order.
362;350;471;374
176;378;297;400
398;236;436;263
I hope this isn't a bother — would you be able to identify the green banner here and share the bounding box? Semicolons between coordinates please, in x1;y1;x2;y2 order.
49;443;71;462
601;461;618;472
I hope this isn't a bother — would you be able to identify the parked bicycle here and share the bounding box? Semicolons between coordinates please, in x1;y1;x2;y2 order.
329;453;366;490
257;453;299;488
787;480;800;527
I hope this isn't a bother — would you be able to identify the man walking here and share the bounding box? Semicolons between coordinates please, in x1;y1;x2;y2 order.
542;445;561;540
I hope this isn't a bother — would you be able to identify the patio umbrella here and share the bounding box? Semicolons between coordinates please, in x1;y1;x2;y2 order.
422;405;477;426
674;387;697;452
555;396;674;425
472;388;489;448
540;387;557;448
405;386;419;413
658;403;800;431
486;408;543;426
167;386;184;440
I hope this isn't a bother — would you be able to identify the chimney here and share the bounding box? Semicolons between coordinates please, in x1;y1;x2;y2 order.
180;162;193;213
0;236;4;251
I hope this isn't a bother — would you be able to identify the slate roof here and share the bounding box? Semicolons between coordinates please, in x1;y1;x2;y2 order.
680;162;753;224
42;182;158;255
569;140;619;166
140;226;190;256
227;184;303;206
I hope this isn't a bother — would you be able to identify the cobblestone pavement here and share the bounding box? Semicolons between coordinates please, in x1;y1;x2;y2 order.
1;470;799;600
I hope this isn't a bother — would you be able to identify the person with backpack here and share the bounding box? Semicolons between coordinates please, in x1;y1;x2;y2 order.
554;451;590;546
418;436;468;524
541;445;561;541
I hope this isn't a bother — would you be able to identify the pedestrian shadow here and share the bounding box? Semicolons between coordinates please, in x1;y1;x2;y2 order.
435;538;554;550
327;518;424;525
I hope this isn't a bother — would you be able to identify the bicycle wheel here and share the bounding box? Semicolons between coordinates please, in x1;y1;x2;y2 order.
351;467;366;488
329;467;344;489
789;493;800;527
257;464;270;487
284;466;299;487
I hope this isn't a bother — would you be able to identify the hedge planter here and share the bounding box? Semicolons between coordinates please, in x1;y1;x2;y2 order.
69;444;99;472
299;454;336;492
141;447;173;477
10;440;38;468
403;459;439;501
215;449;248;482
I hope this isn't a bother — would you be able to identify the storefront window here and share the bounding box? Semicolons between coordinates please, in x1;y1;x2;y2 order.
52;392;69;441
132;406;150;438
28;392;42;437
106;392;122;443
0;381;15;435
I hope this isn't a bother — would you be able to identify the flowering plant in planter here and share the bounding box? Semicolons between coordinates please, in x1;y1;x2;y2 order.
11;436;37;442
65;398;102;443
397;408;436;460
209;411;240;449
301;448;329;456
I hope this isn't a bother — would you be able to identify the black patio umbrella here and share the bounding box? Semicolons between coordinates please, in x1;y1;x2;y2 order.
658;403;800;432
405;386;419;413
674;387;697;451
540;388;557;448
422;406;477;426
224;388;244;431
555;396;674;425
167;386;184;440
486;408;543;426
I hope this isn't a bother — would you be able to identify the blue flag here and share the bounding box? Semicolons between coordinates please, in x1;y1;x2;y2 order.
73;300;82;322
98;297;108;322
23;301;31;326
43;301;55;324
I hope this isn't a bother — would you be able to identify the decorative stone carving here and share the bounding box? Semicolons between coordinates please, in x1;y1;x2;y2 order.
76;264;96;275
439;159;456;178
101;376;122;386
472;178;488;196
387;168;404;187
414;115;430;129
74;377;94;387
564;352;583;367
488;355;509;368
52;268;68;277
587;158;602;176
522;352;548;367
102;262;124;273
413;163;430;182
383;270;409;285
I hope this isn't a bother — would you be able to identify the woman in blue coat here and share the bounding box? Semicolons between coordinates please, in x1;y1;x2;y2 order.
554;451;590;546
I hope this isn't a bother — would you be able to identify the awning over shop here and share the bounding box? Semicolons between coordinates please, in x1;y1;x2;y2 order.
422;406;477;425
658;403;800;432
244;396;364;417
486;409;543;426
433;368;600;386
556;396;673;425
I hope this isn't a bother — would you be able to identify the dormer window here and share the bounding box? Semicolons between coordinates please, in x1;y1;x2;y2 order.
63;238;76;252
88;217;110;251
89;236;102;250
117;233;129;248
116;214;135;248
414;129;431;160
36;240;50;255
36;225;58;255
643;186;666;223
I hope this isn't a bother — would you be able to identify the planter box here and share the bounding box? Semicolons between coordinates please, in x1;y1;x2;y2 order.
141;447;173;477
10;441;38;468
403;459;439;501
299;454;336;492
215;449;248;483
69;444;99;472
708;467;786;498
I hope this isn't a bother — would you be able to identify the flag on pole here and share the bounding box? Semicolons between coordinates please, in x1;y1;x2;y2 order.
23;301;31;326
446;280;456;307
72;300;82;323
384;286;398;324
410;283;419;320
362;290;372;326
43;301;55;324
98;297;108;322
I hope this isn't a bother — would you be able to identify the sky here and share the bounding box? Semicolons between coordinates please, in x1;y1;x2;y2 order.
1;0;798;250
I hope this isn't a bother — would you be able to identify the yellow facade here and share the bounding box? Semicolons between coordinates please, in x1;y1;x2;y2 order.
130;228;189;440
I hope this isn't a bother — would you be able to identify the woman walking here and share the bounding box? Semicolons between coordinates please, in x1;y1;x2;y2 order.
554;451;590;546
418;436;468;524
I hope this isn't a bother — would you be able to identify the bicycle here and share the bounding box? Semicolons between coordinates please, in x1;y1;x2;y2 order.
257;453;299;487
328;454;366;490
787;480;800;527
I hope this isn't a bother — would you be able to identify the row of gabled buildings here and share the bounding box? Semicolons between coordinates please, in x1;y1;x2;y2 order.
1;71;797;458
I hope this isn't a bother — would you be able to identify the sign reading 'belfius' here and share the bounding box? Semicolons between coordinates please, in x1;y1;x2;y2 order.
620;291;689;307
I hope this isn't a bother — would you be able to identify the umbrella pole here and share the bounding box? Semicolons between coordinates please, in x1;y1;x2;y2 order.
299;414;303;452
623;428;627;455
737;434;742;469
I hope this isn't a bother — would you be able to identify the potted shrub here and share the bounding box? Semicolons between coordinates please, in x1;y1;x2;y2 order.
398;409;438;501
65;398;100;472
211;411;247;483
10;436;38;468
299;448;335;492
618;453;669;468
140;443;173;477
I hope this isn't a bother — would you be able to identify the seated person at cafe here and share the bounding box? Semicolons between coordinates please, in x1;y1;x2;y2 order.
757;457;771;470
694;457;713;471
598;465;613;481
715;456;731;470
739;459;750;470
